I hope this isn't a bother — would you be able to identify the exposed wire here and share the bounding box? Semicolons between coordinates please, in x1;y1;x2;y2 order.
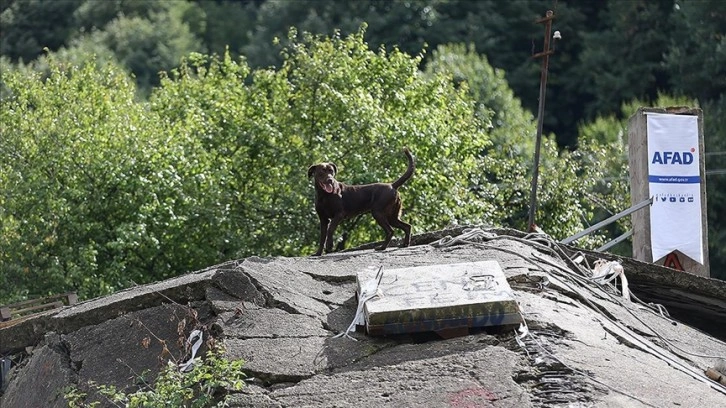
431;228;726;397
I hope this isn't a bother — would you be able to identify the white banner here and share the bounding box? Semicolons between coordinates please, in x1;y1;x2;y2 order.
646;113;703;264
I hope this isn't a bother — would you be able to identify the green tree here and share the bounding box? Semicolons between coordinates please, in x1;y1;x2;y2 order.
93;6;203;91
424;43;535;156
72;0;174;30
665;0;726;103
0;55;225;302
192;0;260;58
2;0;208;92
1;27;494;303
0;0;82;62
151;26;494;256
423;43;625;245
2;57;148;300
238;0;607;147
575;0;673;119
702;96;726;280
242;0;444;68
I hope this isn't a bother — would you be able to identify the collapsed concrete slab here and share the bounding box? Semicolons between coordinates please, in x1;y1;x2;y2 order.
1;227;725;407
356;261;522;336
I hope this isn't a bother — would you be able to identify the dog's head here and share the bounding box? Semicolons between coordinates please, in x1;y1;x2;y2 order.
307;162;339;194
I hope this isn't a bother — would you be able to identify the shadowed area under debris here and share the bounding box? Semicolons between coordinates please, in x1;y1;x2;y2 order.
1;227;725;407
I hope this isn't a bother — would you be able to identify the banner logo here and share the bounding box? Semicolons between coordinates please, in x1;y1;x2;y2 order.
651;149;695;165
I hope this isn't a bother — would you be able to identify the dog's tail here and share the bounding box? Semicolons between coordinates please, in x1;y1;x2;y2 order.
391;148;415;189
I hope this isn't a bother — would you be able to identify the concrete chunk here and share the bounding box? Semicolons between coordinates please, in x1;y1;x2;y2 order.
357;261;522;335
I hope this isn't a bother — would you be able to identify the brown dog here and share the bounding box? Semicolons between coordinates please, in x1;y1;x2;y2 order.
308;148;414;256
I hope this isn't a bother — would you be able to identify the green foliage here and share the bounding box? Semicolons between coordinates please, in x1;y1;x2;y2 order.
570;127;630;251
576;0;673;120
2;0;723;149
1;57;146;300
194;0;258;58
151;26;493;256
92;5;203;91
666;0;726;103
2;0;726;303
0;27;493;302
1;0;206;92
702;96;726;280
424;43;535;157
0;0;82;62
513;137;621;246
423;43;621;244
72;0;174;30
0;54;226;302
5;26;707;304
65;345;245;408
242;0;444;69
431;0;593;147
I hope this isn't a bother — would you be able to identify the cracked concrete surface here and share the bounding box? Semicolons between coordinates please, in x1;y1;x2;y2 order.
2;228;726;407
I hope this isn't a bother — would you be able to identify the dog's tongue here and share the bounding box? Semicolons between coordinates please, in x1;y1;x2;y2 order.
321;182;334;194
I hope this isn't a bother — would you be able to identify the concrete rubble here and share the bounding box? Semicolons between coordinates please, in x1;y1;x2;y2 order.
1;227;725;407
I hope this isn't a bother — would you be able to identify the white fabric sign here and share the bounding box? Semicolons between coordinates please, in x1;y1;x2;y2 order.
646;113;703;264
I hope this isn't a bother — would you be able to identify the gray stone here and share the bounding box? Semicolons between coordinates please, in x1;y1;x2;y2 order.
270;346;533;408
63;304;199;391
220;308;329;339
2;227;726;408
1;334;73;408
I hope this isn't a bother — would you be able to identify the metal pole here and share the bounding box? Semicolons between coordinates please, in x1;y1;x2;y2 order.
560;197;653;245
528;10;555;231
596;230;633;252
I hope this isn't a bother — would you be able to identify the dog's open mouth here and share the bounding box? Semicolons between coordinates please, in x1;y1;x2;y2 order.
320;181;335;194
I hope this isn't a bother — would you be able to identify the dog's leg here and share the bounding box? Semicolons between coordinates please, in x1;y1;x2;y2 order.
334;232;348;252
325;215;344;253
314;217;329;256
372;210;395;250
390;217;411;247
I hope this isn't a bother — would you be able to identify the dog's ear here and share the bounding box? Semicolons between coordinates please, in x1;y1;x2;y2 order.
307;165;317;178
330;163;337;175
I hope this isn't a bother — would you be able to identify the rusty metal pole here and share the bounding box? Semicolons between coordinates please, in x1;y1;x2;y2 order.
528;10;556;232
